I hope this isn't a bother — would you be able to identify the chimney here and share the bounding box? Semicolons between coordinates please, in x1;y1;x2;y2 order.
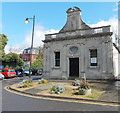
60;7;90;33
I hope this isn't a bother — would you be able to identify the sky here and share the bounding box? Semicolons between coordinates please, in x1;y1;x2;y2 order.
1;2;119;54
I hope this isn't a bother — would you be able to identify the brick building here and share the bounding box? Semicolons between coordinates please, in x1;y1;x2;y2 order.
20;47;43;66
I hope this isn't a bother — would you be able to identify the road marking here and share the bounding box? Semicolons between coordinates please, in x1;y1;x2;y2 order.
4;86;120;107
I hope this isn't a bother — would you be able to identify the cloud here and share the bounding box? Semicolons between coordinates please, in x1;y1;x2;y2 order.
5;24;59;54
90;17;118;43
5;44;23;54
5;17;118;54
22;25;59;49
90;17;118;35
90;17;118;30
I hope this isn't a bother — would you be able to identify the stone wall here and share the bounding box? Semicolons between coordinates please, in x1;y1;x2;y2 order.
43;34;114;79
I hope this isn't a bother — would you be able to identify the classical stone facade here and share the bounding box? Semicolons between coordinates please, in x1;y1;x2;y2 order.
43;7;120;79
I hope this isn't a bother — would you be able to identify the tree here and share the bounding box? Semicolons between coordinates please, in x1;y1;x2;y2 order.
3;53;24;69
31;56;43;70
0;34;8;59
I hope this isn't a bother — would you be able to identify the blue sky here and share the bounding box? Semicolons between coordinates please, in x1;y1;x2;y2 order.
2;2;118;53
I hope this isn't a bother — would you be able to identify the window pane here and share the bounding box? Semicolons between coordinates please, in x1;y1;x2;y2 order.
91;63;97;66
90;49;97;58
55;52;60;59
55;60;60;66
55;52;60;67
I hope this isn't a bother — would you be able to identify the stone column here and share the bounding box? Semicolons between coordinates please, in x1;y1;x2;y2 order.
101;41;107;73
62;45;67;78
106;41;113;74
80;43;85;74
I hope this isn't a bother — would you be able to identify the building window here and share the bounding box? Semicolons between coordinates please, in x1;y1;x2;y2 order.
26;50;28;54
55;52;60;67
89;49;97;67
34;56;37;61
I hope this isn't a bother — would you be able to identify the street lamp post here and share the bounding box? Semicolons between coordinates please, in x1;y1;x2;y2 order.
24;15;35;78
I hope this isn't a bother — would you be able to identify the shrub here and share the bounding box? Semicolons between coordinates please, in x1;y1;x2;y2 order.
72;79;80;86
79;81;90;90
50;85;66;94
77;76;91;95
18;79;33;88
38;78;47;84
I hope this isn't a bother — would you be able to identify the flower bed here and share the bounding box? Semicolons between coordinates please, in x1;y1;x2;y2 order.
37;84;104;100
9;79;105;100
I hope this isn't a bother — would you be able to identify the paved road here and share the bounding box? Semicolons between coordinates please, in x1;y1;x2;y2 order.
1;77;119;111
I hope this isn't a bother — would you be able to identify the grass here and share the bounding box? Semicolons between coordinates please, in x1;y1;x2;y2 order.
10;81;52;91
37;84;105;100
85;90;104;99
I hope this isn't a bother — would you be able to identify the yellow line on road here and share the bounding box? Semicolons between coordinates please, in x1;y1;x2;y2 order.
4;86;120;107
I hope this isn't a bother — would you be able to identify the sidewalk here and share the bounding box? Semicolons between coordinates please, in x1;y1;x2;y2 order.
8;80;120;105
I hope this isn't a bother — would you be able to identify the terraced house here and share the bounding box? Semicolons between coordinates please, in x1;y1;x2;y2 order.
43;7;120;80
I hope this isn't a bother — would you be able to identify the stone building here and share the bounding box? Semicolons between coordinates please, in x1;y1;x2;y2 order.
43;7;120;79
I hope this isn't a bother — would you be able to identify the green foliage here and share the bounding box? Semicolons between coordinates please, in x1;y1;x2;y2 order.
77;76;91;95
0;34;8;58
31;56;43;70
38;78;47;84
3;53;24;69
78;79;90;90
23;65;29;70
72;79;80;86
38;46;44;55
50;85;66;94
18;79;33;88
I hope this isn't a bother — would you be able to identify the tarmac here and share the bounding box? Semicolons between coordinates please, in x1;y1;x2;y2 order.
6;79;120;106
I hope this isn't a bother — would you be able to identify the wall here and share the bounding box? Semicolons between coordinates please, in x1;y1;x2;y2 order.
113;45;120;77
43;35;114;79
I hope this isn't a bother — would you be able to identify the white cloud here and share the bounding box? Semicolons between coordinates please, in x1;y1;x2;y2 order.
5;44;24;54
90;17;118;35
5;24;59;54
90;17;118;43
5;17;118;54
22;25;59;49
90;17;118;30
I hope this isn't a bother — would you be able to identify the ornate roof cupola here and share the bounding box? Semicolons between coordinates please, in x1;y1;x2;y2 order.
59;7;90;33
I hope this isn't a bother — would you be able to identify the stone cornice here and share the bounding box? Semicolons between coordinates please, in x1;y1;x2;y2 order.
43;32;113;43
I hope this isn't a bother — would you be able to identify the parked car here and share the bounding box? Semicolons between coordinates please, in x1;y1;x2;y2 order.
32;69;43;76
0;69;16;78
0;73;5;79
15;69;22;77
23;69;32;76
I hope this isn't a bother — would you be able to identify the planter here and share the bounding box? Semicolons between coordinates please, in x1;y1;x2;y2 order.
78;88;91;95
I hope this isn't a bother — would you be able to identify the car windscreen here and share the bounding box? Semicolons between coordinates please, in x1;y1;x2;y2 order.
2;70;7;72
8;70;15;72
